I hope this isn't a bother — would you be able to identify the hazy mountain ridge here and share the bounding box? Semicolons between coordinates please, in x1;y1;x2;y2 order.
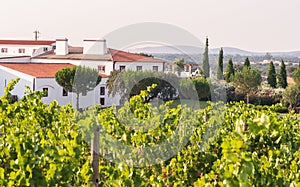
129;45;300;57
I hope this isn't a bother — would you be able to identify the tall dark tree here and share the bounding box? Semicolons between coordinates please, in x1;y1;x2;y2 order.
267;61;277;88
278;60;288;88
217;48;224;80
55;66;101;110
225;58;235;82
244;57;251;68
202;37;210;78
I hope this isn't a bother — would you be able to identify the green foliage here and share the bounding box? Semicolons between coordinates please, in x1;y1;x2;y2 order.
2;80;300;186
107;70;178;104
225;58;235;83
267;61;277;88
232;67;262;95
244;57;251;68
217;48;224;80
173;58;185;76
278;60;288;88
293;62;300;84
283;83;300;111
138;52;154;58
54;66;75;92
55;65;101;110
202;37;210;78
0;79;92;186
179;77;211;101
73;66;101;95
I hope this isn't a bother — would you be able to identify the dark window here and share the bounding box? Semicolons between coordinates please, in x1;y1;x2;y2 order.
43;47;48;52
19;48;25;53
1;48;8;53
100;87;105;95
42;88;48;97
153;66;158;71
100;98;105;105
119;66;125;71
136;66;142;71
62;89;68;96
98;65;105;73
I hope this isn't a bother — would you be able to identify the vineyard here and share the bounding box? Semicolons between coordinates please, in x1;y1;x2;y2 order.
1;80;300;186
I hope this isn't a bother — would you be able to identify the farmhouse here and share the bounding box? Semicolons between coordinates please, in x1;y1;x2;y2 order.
0;39;165;109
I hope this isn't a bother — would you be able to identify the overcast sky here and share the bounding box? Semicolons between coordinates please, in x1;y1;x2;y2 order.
1;0;299;52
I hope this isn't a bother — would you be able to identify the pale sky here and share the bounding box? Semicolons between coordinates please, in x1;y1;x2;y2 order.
1;0;300;52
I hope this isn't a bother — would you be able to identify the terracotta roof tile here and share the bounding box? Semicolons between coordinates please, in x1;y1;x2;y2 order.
109;48;164;63
0;63;74;78
0;40;55;45
99;73;109;78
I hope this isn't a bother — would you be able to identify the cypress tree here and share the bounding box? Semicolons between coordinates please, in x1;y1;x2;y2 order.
217;48;224;80
278;60;287;88
244;57;251;68
225;58;235;82
267;61;277;88
202;37;210;78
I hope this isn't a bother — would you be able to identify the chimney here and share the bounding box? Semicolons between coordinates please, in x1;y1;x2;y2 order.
55;38;68;55
83;39;107;55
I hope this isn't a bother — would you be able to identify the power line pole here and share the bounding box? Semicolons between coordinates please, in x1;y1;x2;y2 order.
33;30;40;40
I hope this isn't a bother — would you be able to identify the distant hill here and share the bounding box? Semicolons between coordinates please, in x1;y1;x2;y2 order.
129;45;300;57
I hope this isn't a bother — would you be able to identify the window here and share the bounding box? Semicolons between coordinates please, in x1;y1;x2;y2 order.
100;98;105;105
19;48;25;53
42;88;48;97
119;66;126;71
136;66;142;71
32;49;36;54
43;47;48;52
98;65;105;73
1;48;8;53
153;66;158;71
62;89;68;96
100;87;105;95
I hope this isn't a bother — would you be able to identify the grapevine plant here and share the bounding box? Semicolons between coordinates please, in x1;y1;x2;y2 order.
1;80;300;186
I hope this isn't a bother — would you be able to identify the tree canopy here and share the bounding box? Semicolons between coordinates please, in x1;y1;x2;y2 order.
107;70;178;104
232;67;262;103
55;65;101;110
173;58;185;76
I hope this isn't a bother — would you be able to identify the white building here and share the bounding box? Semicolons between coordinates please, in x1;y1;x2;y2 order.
0;39;55;58
0;38;165;109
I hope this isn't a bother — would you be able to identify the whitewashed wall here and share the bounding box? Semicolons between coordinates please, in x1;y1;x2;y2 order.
114;62;164;72
0;45;52;58
36;77;119;109
0;66;34;98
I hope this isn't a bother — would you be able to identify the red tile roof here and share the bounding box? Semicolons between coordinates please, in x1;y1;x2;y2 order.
109;48;164;63
0;63;74;78
99;73;109;78
0;40;55;45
